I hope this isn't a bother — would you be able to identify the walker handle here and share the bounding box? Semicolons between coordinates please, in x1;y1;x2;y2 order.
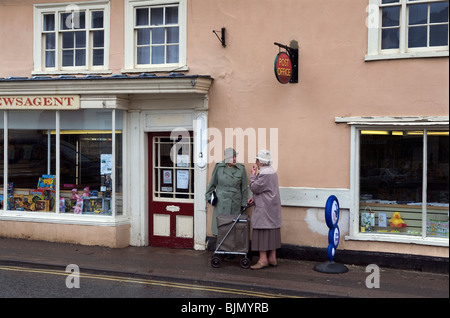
241;202;255;212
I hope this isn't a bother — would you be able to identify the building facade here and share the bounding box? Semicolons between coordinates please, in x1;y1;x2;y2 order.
0;0;448;264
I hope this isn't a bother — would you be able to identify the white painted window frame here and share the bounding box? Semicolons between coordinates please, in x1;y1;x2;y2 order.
366;0;449;61
123;0;188;73
33;1;111;75
336;116;449;247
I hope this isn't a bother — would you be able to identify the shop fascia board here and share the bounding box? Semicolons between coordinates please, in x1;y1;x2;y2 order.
0;76;213;97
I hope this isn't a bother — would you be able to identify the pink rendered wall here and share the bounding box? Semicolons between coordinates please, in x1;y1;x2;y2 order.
1;0;448;189
1;0;448;254
0;0;125;76
185;0;449;188
0;1;34;75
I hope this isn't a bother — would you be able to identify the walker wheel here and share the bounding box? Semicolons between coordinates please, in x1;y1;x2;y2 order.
211;255;222;268
240;257;251;269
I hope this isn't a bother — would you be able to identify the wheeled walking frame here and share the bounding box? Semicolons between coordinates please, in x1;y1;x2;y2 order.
210;203;254;269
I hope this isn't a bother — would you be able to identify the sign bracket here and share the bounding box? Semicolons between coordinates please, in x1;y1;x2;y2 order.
213;28;226;47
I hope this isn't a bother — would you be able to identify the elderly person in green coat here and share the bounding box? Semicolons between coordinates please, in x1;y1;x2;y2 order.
205;148;249;236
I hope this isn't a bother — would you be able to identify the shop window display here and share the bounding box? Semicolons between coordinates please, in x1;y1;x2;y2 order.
1;110;122;216
4;111;56;211
0;111;3;205
359;130;449;238
426;132;449;237
59;109;122;215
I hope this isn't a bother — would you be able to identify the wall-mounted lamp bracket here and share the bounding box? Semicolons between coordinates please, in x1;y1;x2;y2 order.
274;42;298;83
213;28;226;47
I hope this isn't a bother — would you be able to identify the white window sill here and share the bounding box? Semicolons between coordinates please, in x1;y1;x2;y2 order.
365;50;449;61
0;210;129;227
121;65;189;74
346;233;449;247
32;70;113;76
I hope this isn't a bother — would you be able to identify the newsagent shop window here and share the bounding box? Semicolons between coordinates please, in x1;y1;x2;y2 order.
0;109;122;216
359;129;449;239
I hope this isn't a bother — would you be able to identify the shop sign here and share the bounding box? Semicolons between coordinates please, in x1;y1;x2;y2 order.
0;95;80;110
274;52;293;84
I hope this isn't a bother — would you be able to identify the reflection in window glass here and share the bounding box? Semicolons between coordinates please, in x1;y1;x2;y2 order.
1;110;122;216
409;3;428;25
0;111;3;209
376;0;449;52
59;110;122;215
115;110;123;215
381;6;401;49
409;26;428;47
430;24;449;46
382;6;401;27
382;28;400;49
426;131;449;238
359;131;423;236
359;130;449;238
7;111;56;212
407;1;449;48
360;131;424;204
134;4;180;65
382;0;399;4
153;135;194;201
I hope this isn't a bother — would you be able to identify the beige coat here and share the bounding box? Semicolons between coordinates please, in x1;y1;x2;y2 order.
249;165;282;229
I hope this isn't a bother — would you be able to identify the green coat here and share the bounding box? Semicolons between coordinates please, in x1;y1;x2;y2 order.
205;161;248;235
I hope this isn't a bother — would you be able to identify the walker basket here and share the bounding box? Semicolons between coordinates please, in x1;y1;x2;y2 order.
216;214;249;253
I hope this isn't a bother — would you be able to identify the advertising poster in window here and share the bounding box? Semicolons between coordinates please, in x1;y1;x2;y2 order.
101;154;112;192
176;170;189;190
101;154;112;175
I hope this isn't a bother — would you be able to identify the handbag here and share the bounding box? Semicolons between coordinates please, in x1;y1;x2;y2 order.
209;191;218;206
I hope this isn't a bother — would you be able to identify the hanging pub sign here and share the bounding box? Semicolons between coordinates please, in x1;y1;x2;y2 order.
274;52;293;84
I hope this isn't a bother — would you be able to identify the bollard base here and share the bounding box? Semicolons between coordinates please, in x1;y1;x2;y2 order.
314;260;348;274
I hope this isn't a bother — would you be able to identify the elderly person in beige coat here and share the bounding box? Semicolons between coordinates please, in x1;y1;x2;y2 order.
249;149;282;270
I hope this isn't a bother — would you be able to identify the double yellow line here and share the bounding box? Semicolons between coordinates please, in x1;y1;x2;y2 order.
0;265;302;298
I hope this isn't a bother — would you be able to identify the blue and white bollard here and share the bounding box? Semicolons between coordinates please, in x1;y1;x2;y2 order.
314;195;348;274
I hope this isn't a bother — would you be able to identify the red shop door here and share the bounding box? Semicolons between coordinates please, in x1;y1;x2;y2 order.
148;132;194;248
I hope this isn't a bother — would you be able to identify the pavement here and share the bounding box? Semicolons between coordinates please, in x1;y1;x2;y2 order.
0;237;448;298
